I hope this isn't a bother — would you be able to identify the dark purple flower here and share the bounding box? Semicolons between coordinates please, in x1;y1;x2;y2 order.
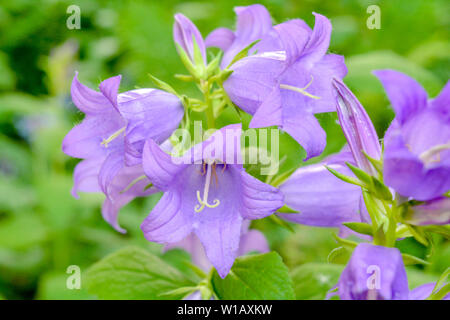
374;70;450;201
174;13;207;65
278;148;368;231
141;124;283;278
332;78;381;176
221;9;347;159
336;243;409;300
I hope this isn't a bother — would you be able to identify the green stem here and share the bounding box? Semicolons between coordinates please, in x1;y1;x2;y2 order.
203;81;215;129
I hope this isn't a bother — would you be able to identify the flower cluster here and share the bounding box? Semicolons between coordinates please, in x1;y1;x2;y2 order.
63;4;449;300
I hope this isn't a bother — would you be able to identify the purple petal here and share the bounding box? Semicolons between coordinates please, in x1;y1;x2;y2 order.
102;164;155;233
99;75;121;113
118;88;184;166
383;116;450;201
141;191;193;243
173;13;206;64
239;170;284;219
224;51;285;115
300;13;332;66
409;283;450;300
278;161;362;227
431;81;450;121
282;112;327;160
205;27;235;51
142;139;186;191
62;111;125;159
338;243;409;300
98;150;124;195
164;233;212;271
404;197;450;226
238;229;270;255
373;70;428;124
333;78;381;174
70;73;111;114
71;157;104;198
254;19;310;66
194;196;243;278
221;4;273;67
248;87;282;128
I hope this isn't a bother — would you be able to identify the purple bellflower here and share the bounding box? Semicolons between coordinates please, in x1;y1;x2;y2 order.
278;148;370;235
63;74;184;232
374;70;450;201
332;78;382;176
141;124;283;278
404;197;450;226
213;5;347;159
174;13;207;65
336;243;409;300
335;243;450;300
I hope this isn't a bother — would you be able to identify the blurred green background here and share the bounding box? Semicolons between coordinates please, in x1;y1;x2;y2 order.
0;0;448;299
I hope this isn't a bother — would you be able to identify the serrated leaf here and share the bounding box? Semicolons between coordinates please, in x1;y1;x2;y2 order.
211;252;295;300
85;247;196;300
290;263;344;300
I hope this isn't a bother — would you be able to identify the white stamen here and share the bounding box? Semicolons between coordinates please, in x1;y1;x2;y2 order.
101;127;126;147
419;143;450;164
280;76;320;100
195;162;220;213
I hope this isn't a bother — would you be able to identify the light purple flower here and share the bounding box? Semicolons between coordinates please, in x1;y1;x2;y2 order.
63;73;183;231
221;8;347;159
141;124;283;278
409;283;450;300
278;149;365;227
336;243;409;300
374;70;450;201
404;197;450;226
174;13;207;64
165;221;269;272
332;78;382;176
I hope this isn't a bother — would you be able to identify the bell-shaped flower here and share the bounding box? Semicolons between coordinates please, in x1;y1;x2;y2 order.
336;243;409;300
332;78;381;176
221;8;347;159
206;4;273;68
403;197;450;226
63;74;183;231
374;70;450;201
165;221;269;273
278;147;370;236
141;124;283;278
173;13;206;65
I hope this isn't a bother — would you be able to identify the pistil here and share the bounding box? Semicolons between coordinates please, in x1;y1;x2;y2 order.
101;127;126;147
195;162;220;213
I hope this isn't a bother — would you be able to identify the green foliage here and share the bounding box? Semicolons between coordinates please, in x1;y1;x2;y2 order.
212;252;295;300
85;247;196;300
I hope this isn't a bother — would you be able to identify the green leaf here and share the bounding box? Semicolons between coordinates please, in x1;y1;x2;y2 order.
342;222;373;236
227;39;260;68
211;252;295;300
327;246;351;264
332;233;358;250
363;151;383;174
85;247;196;300
325;165;364;188
290;263;344;300
345;162;372;186
402;253;430;266
277;205;299;214
371;177;393;201
148;74;178;96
